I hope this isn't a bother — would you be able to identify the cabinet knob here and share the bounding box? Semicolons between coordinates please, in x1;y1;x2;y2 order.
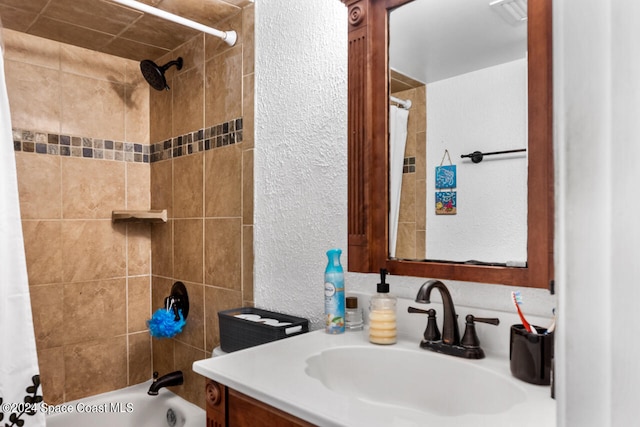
206;380;222;406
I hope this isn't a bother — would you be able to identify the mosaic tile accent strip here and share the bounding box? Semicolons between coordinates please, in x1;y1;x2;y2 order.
403;157;416;173
150;117;243;163
12;129;150;163
12;117;243;164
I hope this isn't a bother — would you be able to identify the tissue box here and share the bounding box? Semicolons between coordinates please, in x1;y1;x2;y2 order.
218;307;309;353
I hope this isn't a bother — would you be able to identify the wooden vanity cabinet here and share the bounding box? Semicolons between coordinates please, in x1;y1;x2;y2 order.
206;380;316;427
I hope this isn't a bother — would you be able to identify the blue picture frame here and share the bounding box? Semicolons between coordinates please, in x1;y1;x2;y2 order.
435;165;456;189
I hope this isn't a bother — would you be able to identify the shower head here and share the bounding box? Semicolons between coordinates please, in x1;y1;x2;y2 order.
140;57;183;91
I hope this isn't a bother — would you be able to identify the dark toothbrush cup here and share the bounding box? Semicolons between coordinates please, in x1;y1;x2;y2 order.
509;324;554;385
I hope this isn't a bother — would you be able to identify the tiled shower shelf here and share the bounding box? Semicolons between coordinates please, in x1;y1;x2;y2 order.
111;209;167;223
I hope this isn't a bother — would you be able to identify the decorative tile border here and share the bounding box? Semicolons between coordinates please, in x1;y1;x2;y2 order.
12;117;243;164
13;129;150;163
150;117;243;163
403;156;416;173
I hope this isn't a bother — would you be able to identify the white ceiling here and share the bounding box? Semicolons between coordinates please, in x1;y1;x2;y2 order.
389;0;527;84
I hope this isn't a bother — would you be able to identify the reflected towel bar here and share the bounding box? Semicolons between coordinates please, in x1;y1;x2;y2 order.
461;148;526;163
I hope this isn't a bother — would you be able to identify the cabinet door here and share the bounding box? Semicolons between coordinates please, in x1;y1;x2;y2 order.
227;389;316;427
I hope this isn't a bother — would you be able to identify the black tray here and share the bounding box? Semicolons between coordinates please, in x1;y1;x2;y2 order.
218;307;309;353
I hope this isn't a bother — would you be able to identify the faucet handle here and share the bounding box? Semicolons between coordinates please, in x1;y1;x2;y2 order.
473;316;500;325
423;308;441;341
461;314;499;348
408;306;441;341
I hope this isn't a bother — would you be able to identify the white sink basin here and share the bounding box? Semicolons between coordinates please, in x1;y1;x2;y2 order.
194;329;555;427
305;345;526;417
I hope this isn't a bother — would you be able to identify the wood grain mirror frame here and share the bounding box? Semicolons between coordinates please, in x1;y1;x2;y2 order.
341;0;554;289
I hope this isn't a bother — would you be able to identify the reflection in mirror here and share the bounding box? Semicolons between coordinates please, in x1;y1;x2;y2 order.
389;0;529;265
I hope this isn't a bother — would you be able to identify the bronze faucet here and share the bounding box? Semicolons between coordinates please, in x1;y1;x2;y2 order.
409;280;499;359
148;371;184;395
414;280;460;345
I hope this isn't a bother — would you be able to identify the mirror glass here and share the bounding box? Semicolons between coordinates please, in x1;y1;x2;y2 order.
388;0;529;265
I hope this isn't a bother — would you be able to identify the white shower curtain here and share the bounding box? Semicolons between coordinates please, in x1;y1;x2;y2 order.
0;28;46;427
388;105;409;258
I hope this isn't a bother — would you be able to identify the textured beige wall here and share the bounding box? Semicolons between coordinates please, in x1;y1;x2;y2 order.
5;28;152;403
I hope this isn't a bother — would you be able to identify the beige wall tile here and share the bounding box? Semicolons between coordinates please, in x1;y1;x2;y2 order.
204;145;242;217
60;72;126;140
205;218;241;290
128;275;151;333
416;230;426;259
30;284;64;349
173;219;204;283
124;62;151;145
3;29;60;69
172;65;204;136
128;332;152;385
173;153;203;218
61;220;127;282
127;223;152;276
416;179;426;231
242;149;253;225
175;281;204;350
151;221;173;278
64;336;127;401
404;129;417;158
416;131;426;180
60;43;128;82
204;286;242;352
0;6;37;33
37;346;65;405
127;162;151;210
159;34;205;77
63;278;126;345
173;340;206;408
205;46;242;126
29;17;116;53
396;222;416;260
151;160;173;217
242;5;255;76
151;334;174;377
242;225;254;303
61;157;126;219
242;73;254;149
398;174;416;223
159;0;239;33
416;102;426;133
149;87;173;142
15;153;62;219
204;10;242;60
151;276;173;316
5;60;61;133
22;220;62;285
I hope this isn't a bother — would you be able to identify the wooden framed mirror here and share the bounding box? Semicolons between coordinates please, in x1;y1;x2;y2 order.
341;0;553;289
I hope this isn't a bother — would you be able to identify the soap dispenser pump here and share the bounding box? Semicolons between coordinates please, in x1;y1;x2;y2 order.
369;269;397;345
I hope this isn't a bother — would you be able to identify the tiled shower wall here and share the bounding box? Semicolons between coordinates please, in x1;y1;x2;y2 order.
393;85;426;259
148;6;255;406
5;29;152;402
6;3;254;407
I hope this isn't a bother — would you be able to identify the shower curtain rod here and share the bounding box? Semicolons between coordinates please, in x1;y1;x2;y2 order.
390;95;412;109
111;0;237;46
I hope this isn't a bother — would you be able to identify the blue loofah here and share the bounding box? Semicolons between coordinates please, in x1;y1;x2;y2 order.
147;308;186;338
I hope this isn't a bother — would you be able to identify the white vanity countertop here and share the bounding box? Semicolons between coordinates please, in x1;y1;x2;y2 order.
193;328;556;427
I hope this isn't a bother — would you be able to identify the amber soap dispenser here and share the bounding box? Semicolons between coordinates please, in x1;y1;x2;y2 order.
369;269;397;344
